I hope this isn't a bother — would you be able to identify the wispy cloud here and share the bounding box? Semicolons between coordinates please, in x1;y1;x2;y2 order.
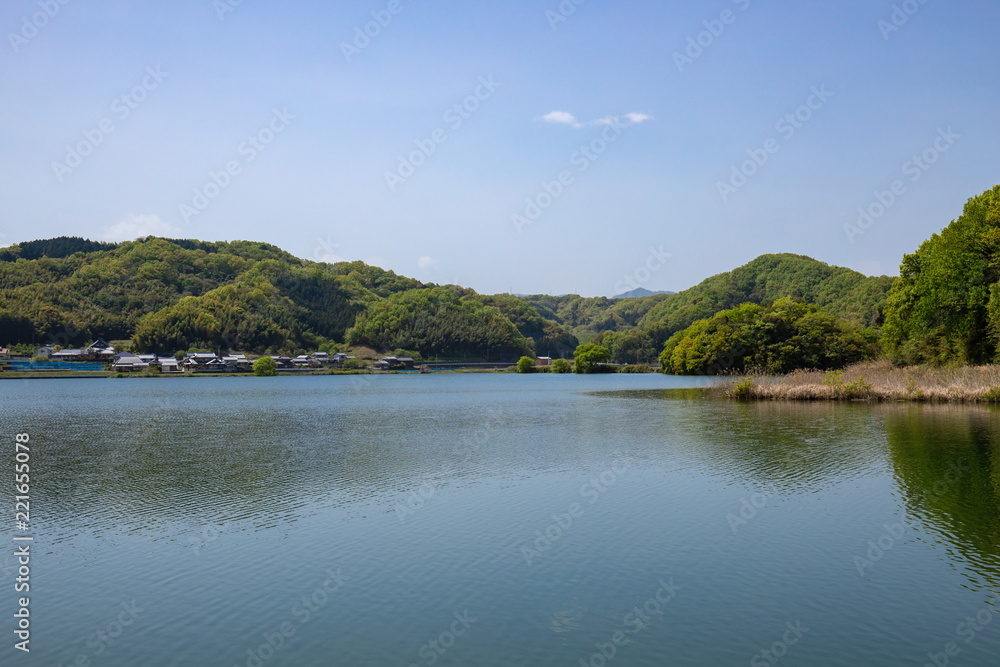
542;110;582;127
418;256;435;270
102;214;180;241
540;110;652;129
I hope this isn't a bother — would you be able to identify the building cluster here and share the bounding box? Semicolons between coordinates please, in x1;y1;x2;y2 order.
39;338;118;361
111;350;356;373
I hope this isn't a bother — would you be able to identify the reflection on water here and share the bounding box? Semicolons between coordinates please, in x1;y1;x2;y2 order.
882;404;1000;590
2;375;999;666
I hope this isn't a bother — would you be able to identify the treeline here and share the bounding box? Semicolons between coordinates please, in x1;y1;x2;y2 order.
0;236;576;359
4;184;994;370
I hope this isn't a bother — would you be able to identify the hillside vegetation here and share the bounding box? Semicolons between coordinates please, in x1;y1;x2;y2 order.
882;184;1000;365
0;236;573;358
0;232;905;367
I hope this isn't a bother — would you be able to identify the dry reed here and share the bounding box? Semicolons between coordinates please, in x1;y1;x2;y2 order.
714;361;1000;403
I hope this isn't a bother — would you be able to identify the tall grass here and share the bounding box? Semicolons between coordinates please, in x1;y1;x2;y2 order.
714;361;1000;403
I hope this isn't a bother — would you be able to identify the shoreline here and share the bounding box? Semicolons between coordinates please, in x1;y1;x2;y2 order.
713;362;1000;403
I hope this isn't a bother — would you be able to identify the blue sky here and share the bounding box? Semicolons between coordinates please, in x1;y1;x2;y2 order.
2;0;997;296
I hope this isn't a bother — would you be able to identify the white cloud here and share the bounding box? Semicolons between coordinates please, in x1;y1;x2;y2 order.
541;110;653;129
541;110;582;127
418;256;435;270
102;214;180;241
624;112;652;125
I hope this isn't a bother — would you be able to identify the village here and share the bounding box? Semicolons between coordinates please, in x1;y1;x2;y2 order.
0;338;428;373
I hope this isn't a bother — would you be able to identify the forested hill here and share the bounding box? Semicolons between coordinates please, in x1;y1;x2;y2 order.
517;254;895;363
0;237;894;362
0;236;574;359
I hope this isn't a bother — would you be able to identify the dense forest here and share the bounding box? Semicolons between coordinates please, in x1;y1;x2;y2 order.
0;236;573;359
659;298;876;375
2;185;995;368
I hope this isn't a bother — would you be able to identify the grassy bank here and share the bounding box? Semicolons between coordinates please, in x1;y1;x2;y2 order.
716;362;1000;403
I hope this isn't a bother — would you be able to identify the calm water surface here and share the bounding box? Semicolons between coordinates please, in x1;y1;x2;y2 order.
2;374;999;666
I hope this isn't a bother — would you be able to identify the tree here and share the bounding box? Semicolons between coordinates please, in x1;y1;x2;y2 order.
573;343;611;374
551;358;571;373
516;356;535;373
660;298;874;375
882;185;1000;365
253;356;278;376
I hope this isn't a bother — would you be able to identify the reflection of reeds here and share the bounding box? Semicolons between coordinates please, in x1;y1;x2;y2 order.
713;361;1000;402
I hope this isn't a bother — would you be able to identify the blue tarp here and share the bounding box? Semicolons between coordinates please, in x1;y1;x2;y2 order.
10;361;107;371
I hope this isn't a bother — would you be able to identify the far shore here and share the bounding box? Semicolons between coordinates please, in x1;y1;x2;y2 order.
714;362;1000;403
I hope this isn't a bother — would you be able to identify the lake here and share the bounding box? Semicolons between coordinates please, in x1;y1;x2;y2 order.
2;373;999;666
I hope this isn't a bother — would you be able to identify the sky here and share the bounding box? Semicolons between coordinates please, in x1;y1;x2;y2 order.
1;0;998;297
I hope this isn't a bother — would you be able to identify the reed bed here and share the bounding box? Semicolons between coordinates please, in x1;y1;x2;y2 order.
714;361;1000;403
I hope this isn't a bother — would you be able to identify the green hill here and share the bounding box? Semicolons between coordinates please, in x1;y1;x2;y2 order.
0;236;576;360
520;254;894;364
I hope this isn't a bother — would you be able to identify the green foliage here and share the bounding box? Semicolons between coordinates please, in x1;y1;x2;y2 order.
516;356;535;373
573;343;612;374
882;185;1000;365
601;328;658;364
551;358;571;373
253;356;278;376
821;370;874;399
729;378;758;399
345;286;532;360
30;355;48;363
640;254;894;350
983;386;1000;403
327;260;424;297
473;294;578;357
618;364;653;373
0;236;117;262
660;298;875;375
131;276;315;354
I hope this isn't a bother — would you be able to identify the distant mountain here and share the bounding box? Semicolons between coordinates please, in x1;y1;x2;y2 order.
612;287;675;299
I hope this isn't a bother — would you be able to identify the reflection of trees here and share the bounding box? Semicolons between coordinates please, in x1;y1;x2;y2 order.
605;390;888;495
883;404;1000;589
